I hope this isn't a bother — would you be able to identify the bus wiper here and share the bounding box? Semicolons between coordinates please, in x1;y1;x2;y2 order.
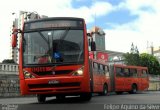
38;31;49;44
57;27;70;48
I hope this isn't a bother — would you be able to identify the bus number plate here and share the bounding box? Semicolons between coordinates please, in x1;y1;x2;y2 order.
48;80;59;84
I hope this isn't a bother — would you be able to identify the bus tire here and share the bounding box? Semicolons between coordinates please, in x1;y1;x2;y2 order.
80;93;92;101
100;84;108;95
129;84;137;94
37;95;46;103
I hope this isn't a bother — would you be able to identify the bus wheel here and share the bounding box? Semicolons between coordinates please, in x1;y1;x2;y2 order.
101;84;108;95
56;95;65;101
129;84;137;94
80;93;92;101
37;95;46;103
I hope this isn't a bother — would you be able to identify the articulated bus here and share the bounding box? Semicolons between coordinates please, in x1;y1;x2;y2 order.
109;64;149;94
12;17;96;102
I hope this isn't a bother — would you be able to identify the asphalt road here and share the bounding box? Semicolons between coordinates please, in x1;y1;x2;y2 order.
0;91;160;110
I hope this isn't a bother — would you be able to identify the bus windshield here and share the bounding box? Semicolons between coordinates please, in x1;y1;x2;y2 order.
23;29;84;66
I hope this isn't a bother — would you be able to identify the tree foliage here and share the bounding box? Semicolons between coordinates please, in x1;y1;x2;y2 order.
2;59;16;64
140;53;160;75
123;52;140;66
123;43;140;66
123;43;160;75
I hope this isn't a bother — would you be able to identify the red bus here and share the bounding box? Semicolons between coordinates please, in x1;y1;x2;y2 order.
109;64;149;94
90;59;110;95
12;17;95;102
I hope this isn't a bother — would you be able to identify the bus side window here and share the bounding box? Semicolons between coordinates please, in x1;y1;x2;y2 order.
142;70;147;77
105;66;109;77
100;64;104;75
124;68;129;77
97;63;100;74
138;70;142;77
130;68;137;77
116;67;124;77
93;62;98;73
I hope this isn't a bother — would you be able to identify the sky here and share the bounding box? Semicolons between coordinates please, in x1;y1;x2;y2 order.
0;0;160;62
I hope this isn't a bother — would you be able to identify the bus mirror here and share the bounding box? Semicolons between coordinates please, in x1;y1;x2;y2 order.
12;29;18;48
12;34;18;48
91;41;96;51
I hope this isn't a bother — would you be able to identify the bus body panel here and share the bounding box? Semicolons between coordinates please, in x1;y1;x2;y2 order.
111;64;149;93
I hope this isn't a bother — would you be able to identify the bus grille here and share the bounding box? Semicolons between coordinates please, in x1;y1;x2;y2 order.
34;70;73;76
28;82;81;89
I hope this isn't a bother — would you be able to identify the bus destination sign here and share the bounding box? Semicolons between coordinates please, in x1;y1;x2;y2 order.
24;20;83;30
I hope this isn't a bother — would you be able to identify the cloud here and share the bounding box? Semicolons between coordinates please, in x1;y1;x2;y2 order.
105;0;160;53
0;0;115;62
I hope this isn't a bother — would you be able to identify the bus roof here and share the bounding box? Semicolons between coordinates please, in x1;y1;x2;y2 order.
25;17;84;23
113;64;148;69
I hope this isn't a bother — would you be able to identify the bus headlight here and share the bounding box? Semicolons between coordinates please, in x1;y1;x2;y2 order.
72;66;84;76
23;70;35;79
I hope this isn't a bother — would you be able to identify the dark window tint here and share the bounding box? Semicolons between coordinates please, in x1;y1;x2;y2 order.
105;66;109;77
116;67;124;77
124;68;129;77
142;69;148;77
99;64;104;75
130;69;137;77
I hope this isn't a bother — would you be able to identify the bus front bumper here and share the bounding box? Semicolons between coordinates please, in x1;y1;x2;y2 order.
20;76;90;95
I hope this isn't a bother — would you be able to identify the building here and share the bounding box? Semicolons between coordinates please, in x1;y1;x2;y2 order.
153;48;160;63
89;26;106;50
10;11;46;63
88;26;125;64
153;47;160;63
10;18;18;63
10;11;26;63
147;46;160;63
0;63;18;75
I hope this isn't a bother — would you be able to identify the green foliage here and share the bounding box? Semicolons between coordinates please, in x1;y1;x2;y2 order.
2;59;16;64
123;53;160;75
140;53;160;75
123;43;160;75
123;43;140;65
123;52;140;66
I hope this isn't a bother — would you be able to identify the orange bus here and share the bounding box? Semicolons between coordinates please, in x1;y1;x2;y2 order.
90;59;110;95
109;64;149;94
12;17;96;102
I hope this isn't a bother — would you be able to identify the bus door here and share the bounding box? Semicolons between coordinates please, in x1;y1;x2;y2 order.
93;62;101;92
99;64;105;91
89;60;94;92
109;65;115;92
115;67;125;91
137;69;143;90
104;65;110;91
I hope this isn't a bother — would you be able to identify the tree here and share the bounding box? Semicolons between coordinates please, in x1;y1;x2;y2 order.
140;53;160;75
130;42;135;54
123;43;160;75
123;43;140;65
2;59;16;64
123;53;160;75
123;52;140;66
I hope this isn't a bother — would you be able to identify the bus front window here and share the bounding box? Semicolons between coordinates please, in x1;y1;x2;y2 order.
23;30;84;66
